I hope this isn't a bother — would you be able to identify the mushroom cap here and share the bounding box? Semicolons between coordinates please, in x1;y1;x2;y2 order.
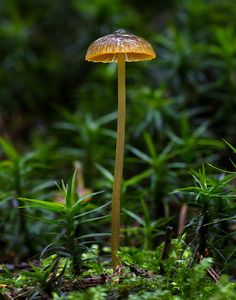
85;29;156;63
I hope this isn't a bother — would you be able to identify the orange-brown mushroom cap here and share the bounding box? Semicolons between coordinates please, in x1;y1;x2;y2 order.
85;29;156;63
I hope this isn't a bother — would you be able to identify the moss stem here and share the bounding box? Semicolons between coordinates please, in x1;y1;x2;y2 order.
111;53;126;271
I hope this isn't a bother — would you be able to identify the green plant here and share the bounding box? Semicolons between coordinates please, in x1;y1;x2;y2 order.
174;165;236;271
20;170;110;275
155;25;203;95
115;237;236;300
52;286;107;300
123;197;171;250
54;111;117;174
0;137;56;256
128;86;177;138
19;255;67;296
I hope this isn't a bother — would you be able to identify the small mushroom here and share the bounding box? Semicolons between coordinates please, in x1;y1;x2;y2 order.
54;161;92;204
74;161;93;201
85;29;156;271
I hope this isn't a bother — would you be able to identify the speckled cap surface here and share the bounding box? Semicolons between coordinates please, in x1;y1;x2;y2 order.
85;29;156;63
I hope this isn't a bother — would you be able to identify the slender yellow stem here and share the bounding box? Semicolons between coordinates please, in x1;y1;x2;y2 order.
111;53;126;271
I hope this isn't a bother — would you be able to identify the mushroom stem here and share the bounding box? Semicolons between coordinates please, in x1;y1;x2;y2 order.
111;53;126;271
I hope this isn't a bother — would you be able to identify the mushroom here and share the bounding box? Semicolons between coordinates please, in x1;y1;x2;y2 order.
85;29;156;271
